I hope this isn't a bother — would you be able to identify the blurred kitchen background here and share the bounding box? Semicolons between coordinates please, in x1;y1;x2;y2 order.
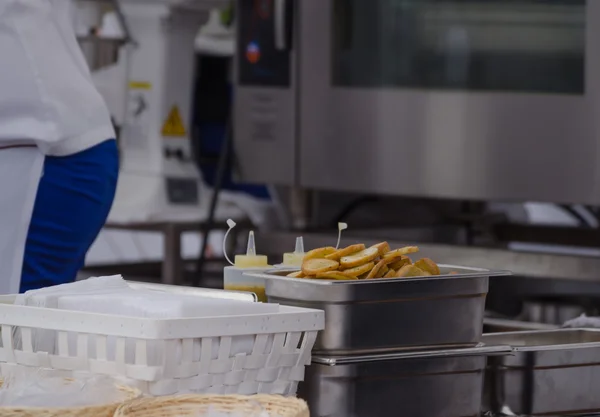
77;0;600;326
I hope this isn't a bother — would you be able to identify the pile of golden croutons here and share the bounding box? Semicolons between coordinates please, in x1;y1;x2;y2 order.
288;242;444;281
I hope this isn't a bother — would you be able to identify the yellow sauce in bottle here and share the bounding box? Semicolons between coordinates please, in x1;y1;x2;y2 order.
278;237;305;268
224;284;267;302
223;230;270;303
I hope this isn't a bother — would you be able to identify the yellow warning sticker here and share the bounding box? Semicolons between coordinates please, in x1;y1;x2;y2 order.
129;81;152;90
161;106;187;137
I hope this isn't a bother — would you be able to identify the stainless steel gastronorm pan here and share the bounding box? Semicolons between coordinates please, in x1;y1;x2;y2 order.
482;329;600;416
248;265;510;355
299;345;511;417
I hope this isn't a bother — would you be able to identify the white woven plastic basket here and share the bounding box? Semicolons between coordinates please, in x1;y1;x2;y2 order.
0;303;324;396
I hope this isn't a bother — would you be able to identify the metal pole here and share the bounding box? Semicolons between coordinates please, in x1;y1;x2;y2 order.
193;115;232;287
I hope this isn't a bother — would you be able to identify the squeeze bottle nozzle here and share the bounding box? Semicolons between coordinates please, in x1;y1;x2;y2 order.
234;230;269;268
294;236;304;254
283;236;306;266
246;231;257;256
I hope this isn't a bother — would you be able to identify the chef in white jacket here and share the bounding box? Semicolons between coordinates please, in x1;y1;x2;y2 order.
0;1;118;294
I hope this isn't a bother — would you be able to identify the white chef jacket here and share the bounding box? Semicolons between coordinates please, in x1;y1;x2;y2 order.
0;0;116;294
0;0;115;155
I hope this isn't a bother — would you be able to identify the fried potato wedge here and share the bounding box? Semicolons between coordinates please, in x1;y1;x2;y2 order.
387;255;412;270
414;258;441;276
302;258;339;275
315;271;358;280
377;265;389;278
367;259;388;279
383;269;397;278
342;262;375;277
287;271;306;278
384;246;419;259
304;246;336;260
325;243;366;261
371;241;391;257
340;247;379;268
395;264;430;278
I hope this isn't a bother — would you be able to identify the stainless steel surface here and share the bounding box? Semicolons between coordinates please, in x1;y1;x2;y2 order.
127;281;258;302
313;344;512;365
234;0;297;186
77;0;134;70
484;414;600;417
485;414;600;417
274;0;286;50
163;223;182;285
298;0;600;204
521;301;586;325
482;329;600;415
249;265;507;354
172;0;231;11
289;187;311;230
300;345;509;417
80;0;136;45
111;0;136;46
233;87;296;185
259;265;508;287
234;1;600;205
483;318;559;333
257;231;600;283
78;37;125;71
482;329;600;351
105;221;200;285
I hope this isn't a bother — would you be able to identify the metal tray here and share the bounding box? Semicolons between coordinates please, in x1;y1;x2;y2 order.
482;329;600;416
483;318;559;333
248;265;510;354
299;345;511;417
481;411;600;417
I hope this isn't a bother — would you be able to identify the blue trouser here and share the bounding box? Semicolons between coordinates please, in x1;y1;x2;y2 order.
20;139;119;293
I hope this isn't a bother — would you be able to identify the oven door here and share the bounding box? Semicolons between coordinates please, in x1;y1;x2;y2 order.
234;0;296;185
299;0;600;204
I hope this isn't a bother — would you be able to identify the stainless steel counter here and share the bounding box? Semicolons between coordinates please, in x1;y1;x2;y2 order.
300;345;510;417
483;329;600;416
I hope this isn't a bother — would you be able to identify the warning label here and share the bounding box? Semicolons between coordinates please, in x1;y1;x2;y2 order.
161;106;187;137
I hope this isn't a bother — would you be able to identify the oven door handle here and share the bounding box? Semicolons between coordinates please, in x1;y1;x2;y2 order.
274;0;293;51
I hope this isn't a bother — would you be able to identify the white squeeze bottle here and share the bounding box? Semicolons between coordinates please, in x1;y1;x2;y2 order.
273;223;348;269
222;220;271;302
273;236;305;268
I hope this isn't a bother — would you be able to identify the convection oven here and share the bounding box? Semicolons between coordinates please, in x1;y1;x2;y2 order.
234;0;600;204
